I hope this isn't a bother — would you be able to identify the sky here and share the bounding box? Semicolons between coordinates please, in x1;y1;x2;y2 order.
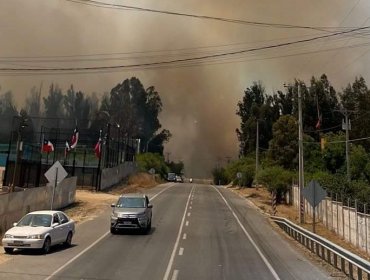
1;0;370;177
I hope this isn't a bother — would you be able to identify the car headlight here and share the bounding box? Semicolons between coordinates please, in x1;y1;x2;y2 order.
137;214;146;220
4;234;13;239
111;212;118;219
27;234;45;239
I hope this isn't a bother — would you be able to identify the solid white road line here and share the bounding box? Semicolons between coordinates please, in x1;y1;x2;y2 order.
182;233;187;240
163;186;194;280
212;186;281;280
170;270;179;280
44;184;175;280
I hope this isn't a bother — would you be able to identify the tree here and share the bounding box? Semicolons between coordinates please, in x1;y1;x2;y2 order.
321;132;346;174
108;77;169;155
63;85;91;130
340;77;370;151
0;90;18;142
258;166;293;203
268;115;298;170
43;84;65;128
236;81;265;155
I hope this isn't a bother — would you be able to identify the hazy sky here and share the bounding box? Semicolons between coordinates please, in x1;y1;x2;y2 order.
1;0;370;177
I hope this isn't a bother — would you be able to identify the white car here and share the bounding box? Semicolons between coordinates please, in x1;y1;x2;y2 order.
2;210;75;254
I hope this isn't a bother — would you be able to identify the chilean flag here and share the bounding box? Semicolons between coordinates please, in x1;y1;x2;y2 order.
42;139;54;153
94;137;102;159
70;127;79;149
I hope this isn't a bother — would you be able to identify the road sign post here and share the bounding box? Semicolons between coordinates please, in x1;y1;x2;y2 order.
44;161;68;210
302;180;327;233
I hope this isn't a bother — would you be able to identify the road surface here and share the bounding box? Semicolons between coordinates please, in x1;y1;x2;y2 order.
0;183;331;279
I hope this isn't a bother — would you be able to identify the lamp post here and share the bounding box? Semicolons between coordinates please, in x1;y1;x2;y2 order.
10;116;27;192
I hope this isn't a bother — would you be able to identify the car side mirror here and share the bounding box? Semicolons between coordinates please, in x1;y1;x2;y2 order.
148;204;153;209
111;203;116;208
52;223;59;228
13;222;17;227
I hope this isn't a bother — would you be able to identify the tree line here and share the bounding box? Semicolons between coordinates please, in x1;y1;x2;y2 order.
215;74;370;205
0;77;170;155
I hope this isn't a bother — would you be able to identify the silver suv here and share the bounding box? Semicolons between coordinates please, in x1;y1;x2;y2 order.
110;194;153;234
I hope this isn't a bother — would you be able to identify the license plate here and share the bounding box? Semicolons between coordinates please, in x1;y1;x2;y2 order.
13;241;24;245
123;221;132;225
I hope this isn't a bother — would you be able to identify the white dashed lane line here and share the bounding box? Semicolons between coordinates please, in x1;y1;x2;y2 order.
187;212;191;217
185;221;189;226
179;247;184;256
182;233;187;240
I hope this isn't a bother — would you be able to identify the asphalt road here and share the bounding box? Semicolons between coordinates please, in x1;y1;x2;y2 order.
0;183;331;280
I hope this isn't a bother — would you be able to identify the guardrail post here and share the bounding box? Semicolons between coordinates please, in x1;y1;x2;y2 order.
349;263;353;279
365;204;368;254
327;250;331;265
341;257;345;273
358;268;362;280
316;243;320;256
334;254;337;269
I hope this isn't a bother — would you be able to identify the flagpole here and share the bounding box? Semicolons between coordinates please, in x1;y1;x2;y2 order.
96;129;102;191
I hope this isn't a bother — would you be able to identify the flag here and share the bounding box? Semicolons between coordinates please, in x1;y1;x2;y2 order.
94;137;102;159
42;139;54;153
70;127;79;149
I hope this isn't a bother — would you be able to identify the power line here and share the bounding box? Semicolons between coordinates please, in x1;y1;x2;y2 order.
1;25;369;73
65;0;355;32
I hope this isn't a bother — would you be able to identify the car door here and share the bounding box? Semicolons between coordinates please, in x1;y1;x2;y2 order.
58;212;72;239
51;213;65;244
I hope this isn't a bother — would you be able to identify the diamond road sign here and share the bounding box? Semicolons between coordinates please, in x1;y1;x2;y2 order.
44;161;68;185
302;180;327;208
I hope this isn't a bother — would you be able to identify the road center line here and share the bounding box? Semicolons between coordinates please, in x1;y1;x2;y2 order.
163;186;194;280
187;212;191;217
212;186;281;280
44;184;175;280
185;221;189;226
182;233;187;240
179;247;184;255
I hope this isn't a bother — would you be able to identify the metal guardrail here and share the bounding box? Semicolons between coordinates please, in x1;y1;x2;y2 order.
271;216;370;280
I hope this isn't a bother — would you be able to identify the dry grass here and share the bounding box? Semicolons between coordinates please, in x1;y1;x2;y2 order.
229;186;370;261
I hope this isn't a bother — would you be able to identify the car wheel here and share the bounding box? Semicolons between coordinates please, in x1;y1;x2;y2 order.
110;227;117;234
42;237;51;254
64;232;73;247
4;247;14;254
145;219;152;234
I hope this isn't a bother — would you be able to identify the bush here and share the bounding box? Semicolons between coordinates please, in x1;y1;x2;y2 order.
136;153;169;179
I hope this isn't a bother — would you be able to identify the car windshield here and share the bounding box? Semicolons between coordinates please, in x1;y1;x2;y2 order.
116;197;145;208
17;214;52;227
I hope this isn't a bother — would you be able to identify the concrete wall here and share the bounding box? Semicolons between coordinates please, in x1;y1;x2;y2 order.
0;176;76;233
292;185;370;255
100;162;137;190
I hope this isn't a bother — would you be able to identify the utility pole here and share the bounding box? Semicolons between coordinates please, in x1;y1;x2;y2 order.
298;82;305;224
255;119;259;189
166;152;171;163
338;108;354;182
